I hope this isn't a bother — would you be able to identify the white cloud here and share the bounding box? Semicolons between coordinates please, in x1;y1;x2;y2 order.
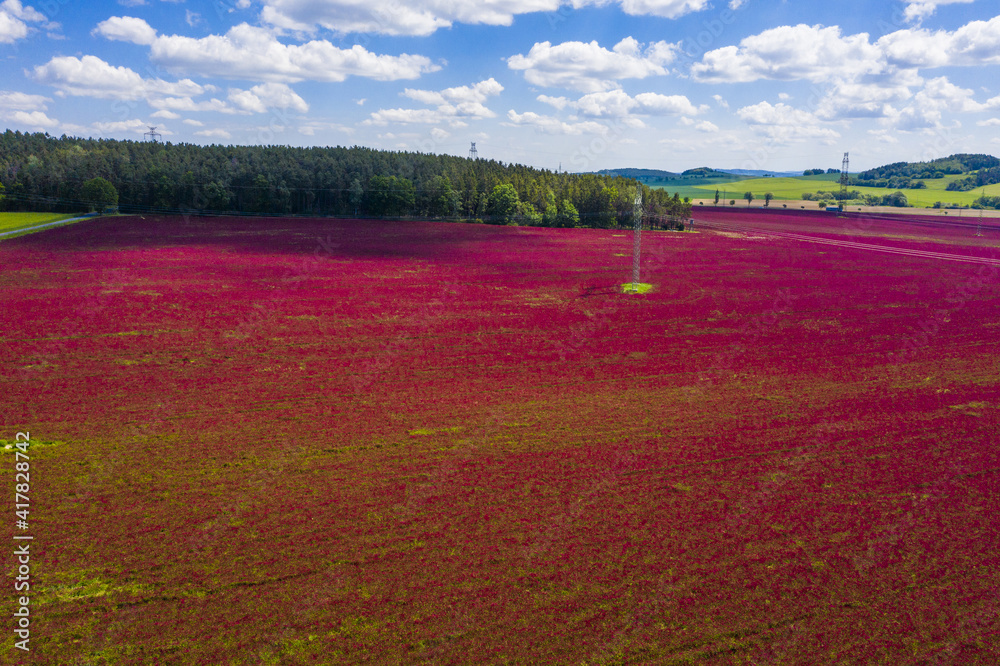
694;120;718;132
868;129;900;144
401;78;502;118
0;0;46;44
2;0;43;21
693;24;883;84
297;120;354;136
92;119;171;136
737;101;840;143
537;94;570;110
902;0;974;23
144;22;439;83
185;10;201;27
877;16;1000;68
258;0;709;37
508;37;679;92
694;17;1000;86
815;71;920;120
195;128;231;139
228;82;309;113
151;109;180;119
712;94;729;109
183;118;205;126
32;55;209;100
504;109;611;135
0;90;51;111
978;118;1000;127
633;91;705;115
565;90;704;118
8;110;58;128
886;76;988;130
601;0;711;19
366;78;502;127
148;96;237;114
93;16;157;45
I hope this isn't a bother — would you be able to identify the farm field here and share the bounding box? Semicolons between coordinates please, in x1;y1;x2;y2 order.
660;174;1000;207
0;212;84;236
2;213;999;664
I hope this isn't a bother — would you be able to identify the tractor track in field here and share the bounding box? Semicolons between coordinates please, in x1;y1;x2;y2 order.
699;217;1000;267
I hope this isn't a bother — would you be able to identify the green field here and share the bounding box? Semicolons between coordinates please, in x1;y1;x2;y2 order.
0;212;84;237
658;173;1000;207
651;173;840;202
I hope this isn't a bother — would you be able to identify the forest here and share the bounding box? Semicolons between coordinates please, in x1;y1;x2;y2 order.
854;153;1000;189
0;131;692;228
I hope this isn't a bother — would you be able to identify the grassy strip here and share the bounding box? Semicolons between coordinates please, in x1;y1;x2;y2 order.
680;176;1000;207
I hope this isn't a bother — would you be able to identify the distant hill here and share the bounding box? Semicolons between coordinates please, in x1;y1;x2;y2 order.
856;153;1000;191
595;168;679;180
716;168;803;177
680;167;731;178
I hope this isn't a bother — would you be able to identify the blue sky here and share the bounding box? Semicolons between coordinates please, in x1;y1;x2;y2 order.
1;0;998;172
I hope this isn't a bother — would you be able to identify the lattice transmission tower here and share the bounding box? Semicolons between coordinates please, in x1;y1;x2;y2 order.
144;126;161;142
839;152;850;204
630;188;643;290
469;142;478;160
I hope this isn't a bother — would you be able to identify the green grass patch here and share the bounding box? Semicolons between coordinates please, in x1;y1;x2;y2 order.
622;282;653;294
0;438;63;454
36;571;152;605
0;212;82;235
408;426;464;436
680;175;1000;207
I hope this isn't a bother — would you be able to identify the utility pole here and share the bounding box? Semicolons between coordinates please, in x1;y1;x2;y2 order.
839;152;849;210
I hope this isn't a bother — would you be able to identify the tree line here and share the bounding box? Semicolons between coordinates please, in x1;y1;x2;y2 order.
855;154;1000;189
0;130;691;228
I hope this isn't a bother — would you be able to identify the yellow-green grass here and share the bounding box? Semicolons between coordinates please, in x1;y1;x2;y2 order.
621;282;653;294
687;175;1000;207
0;212;83;235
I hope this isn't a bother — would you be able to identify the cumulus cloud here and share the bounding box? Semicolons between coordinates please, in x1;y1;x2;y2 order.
563;90;706;118
93;19;439;83
0;90;50;111
257;0;710;37
0;91;58;129
0;0;46;44
737;101;841;143
901;0;975;23
93;15;157;45
9;110;58;127
886;76;990;131
877;16;1000;68
365;78;503;127
692;24;883;84
92;118;172;137
195;128;231;139
504;110;612;135
228;82;309;113
507;37;680;92
693;17;1000;85
32;55;208;100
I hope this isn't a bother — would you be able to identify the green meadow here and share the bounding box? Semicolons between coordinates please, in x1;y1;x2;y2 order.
654;173;1000;207
0;212;83;236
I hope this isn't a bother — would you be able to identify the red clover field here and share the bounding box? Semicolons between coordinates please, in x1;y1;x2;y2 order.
2;210;998;664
